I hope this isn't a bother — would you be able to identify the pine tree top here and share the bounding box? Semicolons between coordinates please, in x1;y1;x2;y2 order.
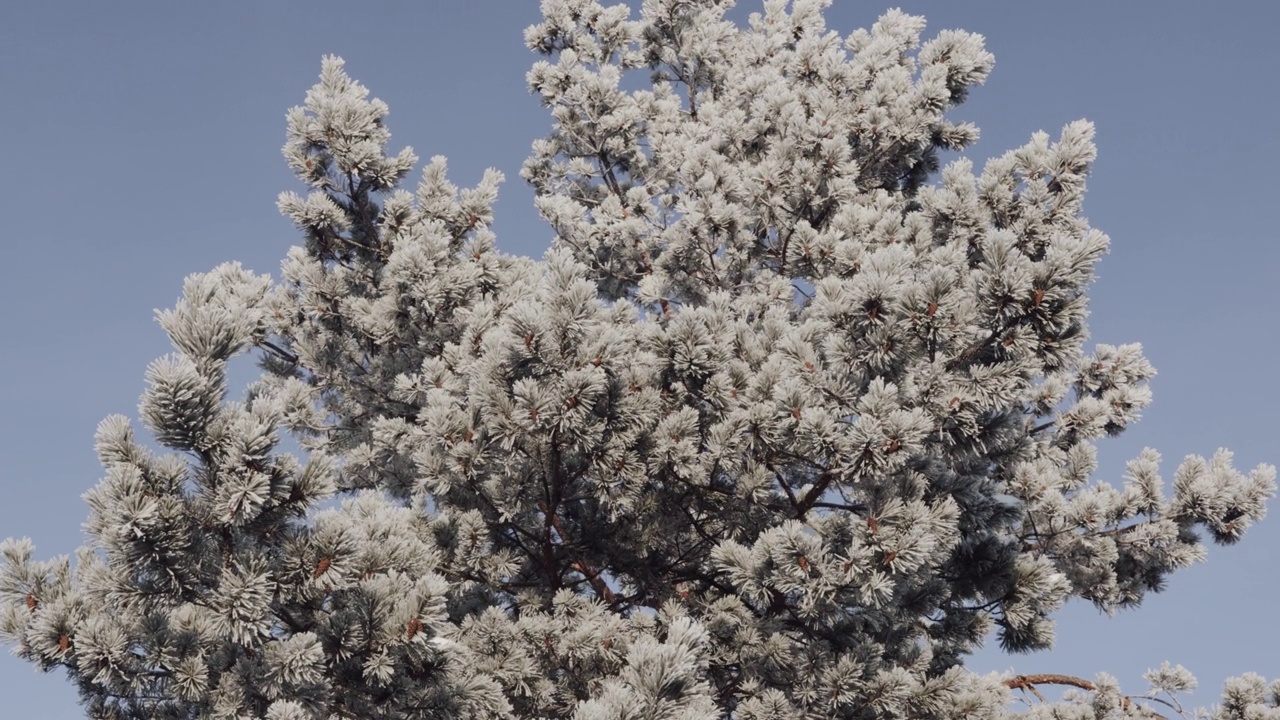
1;3;1275;719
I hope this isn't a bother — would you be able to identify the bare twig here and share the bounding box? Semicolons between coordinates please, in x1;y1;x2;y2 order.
1003;675;1166;719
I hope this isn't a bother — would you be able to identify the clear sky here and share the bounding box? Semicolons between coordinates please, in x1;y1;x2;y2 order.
2;1;1276;717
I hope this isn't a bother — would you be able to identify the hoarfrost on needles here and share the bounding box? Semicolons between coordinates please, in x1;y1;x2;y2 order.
1;2;1276;719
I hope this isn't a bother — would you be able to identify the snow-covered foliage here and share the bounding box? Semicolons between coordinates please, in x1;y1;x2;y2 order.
3;1;1276;718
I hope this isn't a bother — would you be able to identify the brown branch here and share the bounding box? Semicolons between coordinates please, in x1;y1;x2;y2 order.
777;227;794;276
1004;675;1163;718
536;437;591;598
539;500;559;593
1005;674;1096;694
569;559;617;605
549;512;617;605
796;471;838;517
944;329;1001;371
770;465;802;516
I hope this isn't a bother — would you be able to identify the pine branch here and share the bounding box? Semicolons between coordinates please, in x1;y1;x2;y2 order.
548;511;616;605
258;340;299;366
1004;675;1165;718
1005;673;1096;693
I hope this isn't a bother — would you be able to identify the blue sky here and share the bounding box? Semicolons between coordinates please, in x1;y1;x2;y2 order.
2;1;1276;716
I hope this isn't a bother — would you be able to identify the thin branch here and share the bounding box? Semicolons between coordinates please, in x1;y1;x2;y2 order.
1003;675;1165;719
1029;419;1055;435
808;501;869;516
258;340;299;366
1005;673;1095;693
549;511;617;605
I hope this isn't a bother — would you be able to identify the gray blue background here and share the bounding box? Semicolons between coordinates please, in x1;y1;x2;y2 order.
2;1;1275;716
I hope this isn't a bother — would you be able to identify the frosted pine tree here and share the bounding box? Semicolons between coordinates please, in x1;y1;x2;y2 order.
3;1;1278;718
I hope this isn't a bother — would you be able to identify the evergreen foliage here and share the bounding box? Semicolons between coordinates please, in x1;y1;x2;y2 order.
3;1;1276;718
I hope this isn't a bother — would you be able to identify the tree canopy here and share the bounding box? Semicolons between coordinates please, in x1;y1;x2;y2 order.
2;1;1275;718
